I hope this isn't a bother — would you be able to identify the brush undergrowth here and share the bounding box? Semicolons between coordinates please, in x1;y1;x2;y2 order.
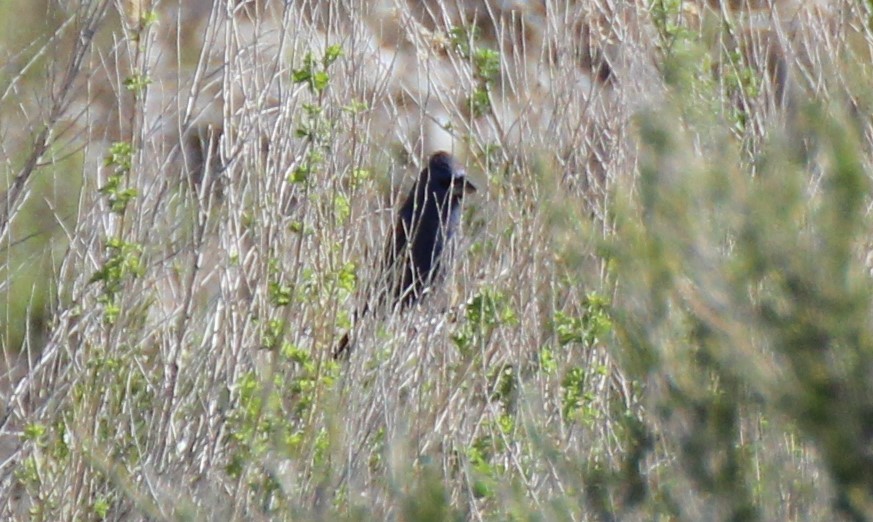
2;0;873;520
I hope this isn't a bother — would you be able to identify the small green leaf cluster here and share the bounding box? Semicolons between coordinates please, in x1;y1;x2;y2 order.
450;26;501;118
289;45;343;188
288;148;322;186
225;347;337;514
463;411;517;503
292;44;342;95
89;237;144;323
122;72;151;94
554;292;612;348
100;141;137;214
451;289;517;356
650;0;696;53
549;293;613;425
92;142;144;322
267;259;293;308
466;433;504;499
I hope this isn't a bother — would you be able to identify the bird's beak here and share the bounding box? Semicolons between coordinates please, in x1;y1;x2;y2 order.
453;176;477;197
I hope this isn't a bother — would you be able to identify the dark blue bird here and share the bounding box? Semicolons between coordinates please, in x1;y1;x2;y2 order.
333;151;477;358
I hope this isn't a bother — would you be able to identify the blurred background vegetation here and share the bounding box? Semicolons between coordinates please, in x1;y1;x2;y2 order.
2;0;873;520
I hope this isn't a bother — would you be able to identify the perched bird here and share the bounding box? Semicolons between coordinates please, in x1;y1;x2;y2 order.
333;151;477;358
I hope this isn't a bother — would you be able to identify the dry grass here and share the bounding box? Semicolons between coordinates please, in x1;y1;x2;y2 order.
1;0;873;520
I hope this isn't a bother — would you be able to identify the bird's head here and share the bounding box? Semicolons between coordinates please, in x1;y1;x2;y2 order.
423;151;477;205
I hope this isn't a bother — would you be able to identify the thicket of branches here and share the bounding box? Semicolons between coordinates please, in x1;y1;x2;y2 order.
2;0;873;520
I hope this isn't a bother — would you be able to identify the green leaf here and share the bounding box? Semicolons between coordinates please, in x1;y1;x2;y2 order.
333;194;350;222
292;68;311;84
474;48;500;82
312;71;330;92
323;44;343;67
